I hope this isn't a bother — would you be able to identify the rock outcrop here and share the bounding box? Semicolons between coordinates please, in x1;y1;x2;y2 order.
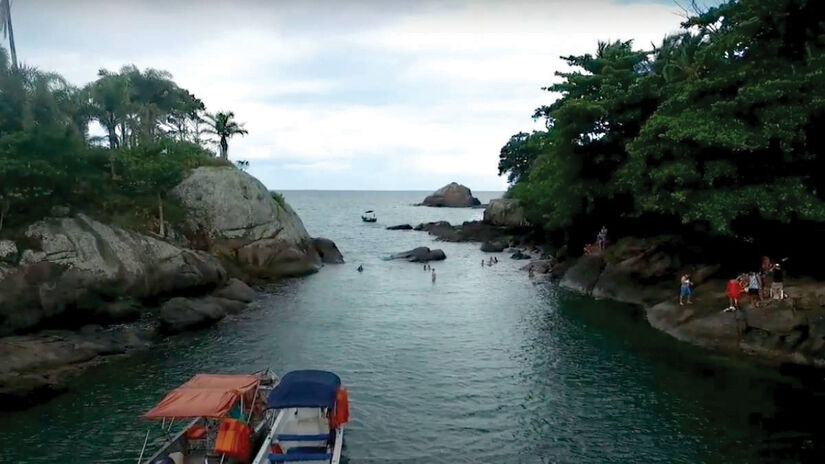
172;167;323;278
386;224;413;230
387;247;447;263
420;182;481;207
483;198;528;227
0;214;226;335
312;237;345;264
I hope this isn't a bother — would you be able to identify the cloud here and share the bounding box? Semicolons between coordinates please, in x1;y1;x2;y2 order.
15;0;689;190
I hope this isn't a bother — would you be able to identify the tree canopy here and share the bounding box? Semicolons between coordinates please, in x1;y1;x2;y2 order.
0;47;240;234
499;0;825;262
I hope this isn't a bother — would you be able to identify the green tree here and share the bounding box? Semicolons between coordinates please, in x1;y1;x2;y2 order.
204;111;248;160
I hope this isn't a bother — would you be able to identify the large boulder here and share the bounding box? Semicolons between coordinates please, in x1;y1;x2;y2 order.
213;278;256;303
387;247;447;263
481;240;506;252
158;297;226;333
560;255;606;295
420;182;481;207
312;237;345;264
0;240;17;264
483;199;528;227
171;167;321;278
0;214;226;335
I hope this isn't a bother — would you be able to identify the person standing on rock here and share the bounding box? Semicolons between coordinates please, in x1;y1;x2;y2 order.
727;277;742;309
597;226;608;250
747;272;762;306
771;264;785;299
679;274;693;305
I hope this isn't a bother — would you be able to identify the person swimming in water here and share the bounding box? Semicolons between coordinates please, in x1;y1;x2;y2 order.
357;264;363;272
431;268;436;283
481;260;485;267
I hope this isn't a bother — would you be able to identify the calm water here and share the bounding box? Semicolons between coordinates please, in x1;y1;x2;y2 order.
1;191;824;463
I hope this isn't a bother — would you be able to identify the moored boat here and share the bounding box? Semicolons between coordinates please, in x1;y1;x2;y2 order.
139;369;278;464
361;210;377;222
251;370;349;464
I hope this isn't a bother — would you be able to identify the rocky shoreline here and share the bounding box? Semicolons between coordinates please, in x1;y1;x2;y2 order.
402;197;825;368
0;167;343;409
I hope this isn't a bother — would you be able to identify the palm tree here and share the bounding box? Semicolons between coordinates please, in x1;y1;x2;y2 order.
1;0;17;69
204;111;248;160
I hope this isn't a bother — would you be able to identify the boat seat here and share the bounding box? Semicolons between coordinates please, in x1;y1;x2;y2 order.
276;434;329;441
268;452;332;462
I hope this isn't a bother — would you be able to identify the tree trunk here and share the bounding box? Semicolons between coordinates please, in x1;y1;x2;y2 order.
0;199;9;233
220;137;228;160
3;0;17;69
157;192;165;237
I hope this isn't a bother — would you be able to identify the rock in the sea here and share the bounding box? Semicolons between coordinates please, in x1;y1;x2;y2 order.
388;247;447;262
420;182;481;207
312;237;345;264
386;224;413;230
511;251;531;260
483;198;528;227
172;166;322;279
159;297;226;333
213;278;256;303
0;240;17;264
0;214;227;335
481;240;506;252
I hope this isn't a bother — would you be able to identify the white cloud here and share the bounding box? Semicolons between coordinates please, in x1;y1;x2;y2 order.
16;0;688;190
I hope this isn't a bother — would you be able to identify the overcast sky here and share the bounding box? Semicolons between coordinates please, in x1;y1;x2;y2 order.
14;0;691;190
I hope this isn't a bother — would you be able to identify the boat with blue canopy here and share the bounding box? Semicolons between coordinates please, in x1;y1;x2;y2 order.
251;370;349;464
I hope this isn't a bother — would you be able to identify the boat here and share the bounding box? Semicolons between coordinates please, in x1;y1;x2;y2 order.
138;369;278;464
361;210;377;222
251;370;349;464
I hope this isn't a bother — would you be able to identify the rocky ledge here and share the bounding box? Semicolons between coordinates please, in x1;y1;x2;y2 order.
0;167;342;408
529;236;825;367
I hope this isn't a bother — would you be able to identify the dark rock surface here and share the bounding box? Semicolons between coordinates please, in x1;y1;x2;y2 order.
386;224;414;230
158;297;226;333
213;278;256;303
312;237;345;264
481;240;506;252
387;247;447;263
420;182;481;207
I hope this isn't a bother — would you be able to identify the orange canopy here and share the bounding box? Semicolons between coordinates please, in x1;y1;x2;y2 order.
143;374;260;419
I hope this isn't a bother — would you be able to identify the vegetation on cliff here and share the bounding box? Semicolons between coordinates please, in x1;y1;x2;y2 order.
499;0;825;268
0;47;245;235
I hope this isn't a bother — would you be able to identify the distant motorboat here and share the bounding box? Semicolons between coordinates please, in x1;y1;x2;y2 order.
361;210;377;222
251;370;349;464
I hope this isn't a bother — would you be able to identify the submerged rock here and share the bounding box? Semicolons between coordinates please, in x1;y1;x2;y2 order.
387;247;447;263
420;182;481;207
510;251;531;260
172;166;322;278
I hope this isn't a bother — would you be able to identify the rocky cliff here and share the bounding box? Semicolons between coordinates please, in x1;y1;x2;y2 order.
0;167;342;408
483;198;528;227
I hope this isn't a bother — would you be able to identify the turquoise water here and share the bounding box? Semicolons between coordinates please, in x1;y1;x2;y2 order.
0;191;823;463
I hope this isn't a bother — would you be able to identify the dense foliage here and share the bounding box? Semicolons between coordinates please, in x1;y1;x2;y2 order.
0;47;237;234
499;0;825;262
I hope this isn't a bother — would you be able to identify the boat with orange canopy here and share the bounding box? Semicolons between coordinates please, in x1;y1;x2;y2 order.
139;369;278;464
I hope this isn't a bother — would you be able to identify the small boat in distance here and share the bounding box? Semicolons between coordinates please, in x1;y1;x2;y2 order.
252;370;349;464
361;210;377;222
138;370;278;464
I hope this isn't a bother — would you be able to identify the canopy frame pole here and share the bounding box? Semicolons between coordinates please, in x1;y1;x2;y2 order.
137;428;151;464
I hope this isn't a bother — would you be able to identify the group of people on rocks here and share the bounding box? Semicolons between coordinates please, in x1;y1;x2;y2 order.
481;257;498;267
584;226;609;255
725;256;787;310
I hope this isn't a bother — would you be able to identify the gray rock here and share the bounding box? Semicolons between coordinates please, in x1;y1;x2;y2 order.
205;296;248;315
159;297;226;333
387;247;447;263
483;198;528;227
171;167;321;278
386;224;413;230
0;240;17;264
0;214;226;335
213;278;256;303
560;255;606;295
511;251;531;260
420;182;481;207
50;205;71;217
312;237;344;264
481;240;506;252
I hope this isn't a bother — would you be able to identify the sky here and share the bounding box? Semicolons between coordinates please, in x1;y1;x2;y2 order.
13;0;694;190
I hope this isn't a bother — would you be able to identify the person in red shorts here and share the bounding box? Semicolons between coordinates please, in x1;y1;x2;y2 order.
727;277;742;309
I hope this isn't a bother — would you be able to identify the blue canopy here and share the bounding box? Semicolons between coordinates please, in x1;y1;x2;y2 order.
267;370;341;409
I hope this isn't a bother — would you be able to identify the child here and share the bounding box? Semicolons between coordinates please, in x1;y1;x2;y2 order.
747;272;761;306
680;274;693;305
